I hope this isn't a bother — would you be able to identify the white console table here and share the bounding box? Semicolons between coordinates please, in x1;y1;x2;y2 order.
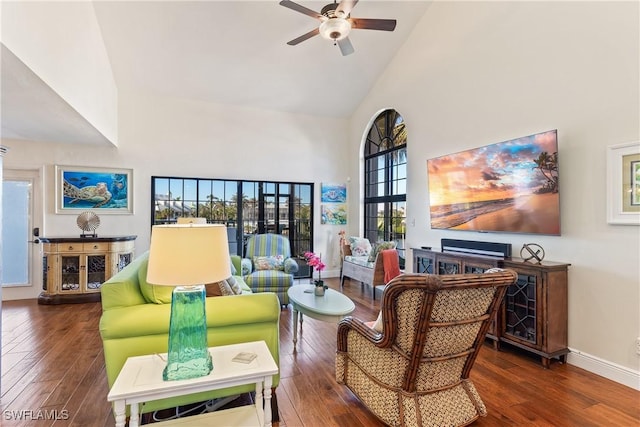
107;341;278;427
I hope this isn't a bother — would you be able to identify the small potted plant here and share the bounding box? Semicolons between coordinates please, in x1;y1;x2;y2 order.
304;251;327;296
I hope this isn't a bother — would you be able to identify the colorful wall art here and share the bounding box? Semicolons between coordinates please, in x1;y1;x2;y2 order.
321;204;347;225
55;165;133;214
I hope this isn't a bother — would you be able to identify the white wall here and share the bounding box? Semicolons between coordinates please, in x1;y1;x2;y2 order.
2;90;349;301
1;1;118;144
350;1;640;382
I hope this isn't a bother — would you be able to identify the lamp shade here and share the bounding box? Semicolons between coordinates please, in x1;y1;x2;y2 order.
147;224;231;286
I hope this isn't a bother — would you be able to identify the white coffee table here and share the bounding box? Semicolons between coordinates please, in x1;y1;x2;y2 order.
287;285;355;346
107;340;278;427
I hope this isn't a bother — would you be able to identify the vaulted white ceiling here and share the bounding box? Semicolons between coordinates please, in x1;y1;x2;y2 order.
94;0;431;117
1;1;431;144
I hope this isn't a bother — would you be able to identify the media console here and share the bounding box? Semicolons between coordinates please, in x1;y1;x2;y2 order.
412;247;570;368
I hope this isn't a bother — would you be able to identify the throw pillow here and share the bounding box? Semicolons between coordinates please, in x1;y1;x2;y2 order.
205;277;243;297
230;260;237;275
205;280;235;297
348;237;372;257
253;255;285;271
226;276;243;295
241;258;252;275
138;260;174;304
368;240;397;262
284;257;299;274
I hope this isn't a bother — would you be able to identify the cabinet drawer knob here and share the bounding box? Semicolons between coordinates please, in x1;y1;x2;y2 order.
68;246;73;250
93;245;98;250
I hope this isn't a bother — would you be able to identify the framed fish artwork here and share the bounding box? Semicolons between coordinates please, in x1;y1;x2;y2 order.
55;165;133;214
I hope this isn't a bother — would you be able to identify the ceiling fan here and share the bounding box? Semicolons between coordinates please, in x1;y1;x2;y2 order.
279;0;397;56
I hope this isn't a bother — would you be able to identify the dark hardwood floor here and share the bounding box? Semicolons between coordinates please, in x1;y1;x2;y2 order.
2;277;639;426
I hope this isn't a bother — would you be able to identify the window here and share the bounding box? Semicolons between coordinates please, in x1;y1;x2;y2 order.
363;109;407;268
151;177;314;277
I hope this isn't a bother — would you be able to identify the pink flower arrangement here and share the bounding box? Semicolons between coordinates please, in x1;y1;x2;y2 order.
304;251;326;285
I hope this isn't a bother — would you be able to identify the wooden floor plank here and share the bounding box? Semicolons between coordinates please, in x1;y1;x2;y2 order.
2;277;639;426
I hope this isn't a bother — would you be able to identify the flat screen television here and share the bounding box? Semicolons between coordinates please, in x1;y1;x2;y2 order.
427;129;560;235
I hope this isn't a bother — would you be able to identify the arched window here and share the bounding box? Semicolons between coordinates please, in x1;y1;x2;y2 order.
363;109;407;267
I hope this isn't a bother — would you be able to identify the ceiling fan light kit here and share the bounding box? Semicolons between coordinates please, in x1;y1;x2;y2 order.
280;0;396;56
319;18;351;41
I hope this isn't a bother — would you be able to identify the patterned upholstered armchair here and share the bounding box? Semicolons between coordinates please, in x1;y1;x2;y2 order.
336;270;518;427
242;234;298;306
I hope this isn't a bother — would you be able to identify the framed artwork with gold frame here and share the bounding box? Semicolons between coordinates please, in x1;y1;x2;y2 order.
606;141;640;225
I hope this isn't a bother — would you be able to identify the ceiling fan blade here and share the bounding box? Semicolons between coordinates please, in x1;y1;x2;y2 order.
336;0;359;17
287;28;320;45
349;18;397;31
279;0;322;20
337;37;355;56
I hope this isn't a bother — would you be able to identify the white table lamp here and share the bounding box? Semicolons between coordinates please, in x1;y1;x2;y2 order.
146;224;230;381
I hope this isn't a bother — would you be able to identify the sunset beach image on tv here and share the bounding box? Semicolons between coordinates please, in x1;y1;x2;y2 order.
427;130;560;235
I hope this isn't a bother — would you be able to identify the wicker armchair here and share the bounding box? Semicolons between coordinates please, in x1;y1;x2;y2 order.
336;270;518;427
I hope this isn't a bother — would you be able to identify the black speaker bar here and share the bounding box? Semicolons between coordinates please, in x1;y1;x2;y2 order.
441;239;512;258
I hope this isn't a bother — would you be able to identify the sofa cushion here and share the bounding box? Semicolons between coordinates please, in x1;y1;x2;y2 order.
344;255;374;268
244;270;293;292
138;260;174;304
100;293;280;339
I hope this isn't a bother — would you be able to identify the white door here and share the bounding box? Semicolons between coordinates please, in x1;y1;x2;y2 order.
2;169;42;300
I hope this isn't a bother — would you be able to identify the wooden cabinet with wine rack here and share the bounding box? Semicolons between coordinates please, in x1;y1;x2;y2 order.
39;236;136;304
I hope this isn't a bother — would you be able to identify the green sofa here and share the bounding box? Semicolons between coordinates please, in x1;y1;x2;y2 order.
99;252;281;416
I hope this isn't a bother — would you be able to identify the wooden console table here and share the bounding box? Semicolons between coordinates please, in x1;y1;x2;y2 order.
38;235;136;304
412;247;570;368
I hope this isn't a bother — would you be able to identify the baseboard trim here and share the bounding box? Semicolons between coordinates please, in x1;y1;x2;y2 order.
324;269;340;278
567;348;640;391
